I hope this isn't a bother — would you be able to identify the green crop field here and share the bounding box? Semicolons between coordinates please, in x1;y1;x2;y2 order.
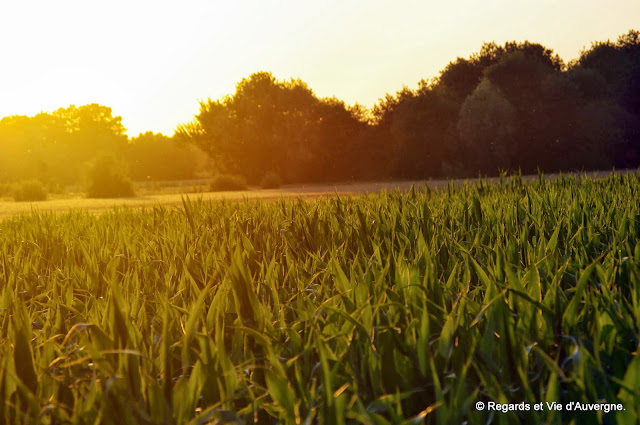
0;172;639;424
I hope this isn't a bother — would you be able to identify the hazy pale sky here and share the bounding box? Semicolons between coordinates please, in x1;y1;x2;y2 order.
0;0;638;136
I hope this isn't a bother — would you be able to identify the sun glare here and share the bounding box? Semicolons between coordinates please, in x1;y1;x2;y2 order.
0;3;640;422
0;0;638;135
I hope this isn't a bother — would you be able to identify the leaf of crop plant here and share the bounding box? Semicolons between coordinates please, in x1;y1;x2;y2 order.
332;258;351;294
563;262;596;330
182;282;212;371
229;246;260;328
617;351;640;421
437;314;455;360
12;304;38;396
266;369;296;423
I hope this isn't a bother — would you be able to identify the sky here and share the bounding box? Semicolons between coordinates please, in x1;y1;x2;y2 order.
0;0;638;136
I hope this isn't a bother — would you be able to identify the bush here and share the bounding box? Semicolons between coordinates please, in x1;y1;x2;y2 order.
12;180;48;202
87;156;136;198
0;183;13;198
209;174;248;191
259;172;282;189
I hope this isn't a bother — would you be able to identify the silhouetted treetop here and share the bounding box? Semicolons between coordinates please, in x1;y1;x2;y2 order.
5;31;638;188
365;32;639;177
177;71;369;183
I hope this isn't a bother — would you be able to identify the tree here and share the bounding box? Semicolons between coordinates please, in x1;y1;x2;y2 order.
126;132;208;181
0;104;129;185
457;79;518;172
571;30;640;167
52;104;128;163
177;72;369;183
86;155;135;198
385;85;459;178
480;49;576;172
0;113;69;183
438;58;483;102
368;40;567;178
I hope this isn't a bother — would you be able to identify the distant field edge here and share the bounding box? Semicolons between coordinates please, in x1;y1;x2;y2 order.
0;168;637;220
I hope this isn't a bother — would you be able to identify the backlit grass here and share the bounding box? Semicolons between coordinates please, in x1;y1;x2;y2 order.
0;172;638;424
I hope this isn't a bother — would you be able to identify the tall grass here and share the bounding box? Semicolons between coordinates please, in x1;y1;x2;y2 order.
0;172;638;424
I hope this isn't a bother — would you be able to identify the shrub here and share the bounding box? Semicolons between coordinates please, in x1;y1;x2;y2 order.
87;156;136;198
0;183;13;198
209;174;248;191
12;180;48;202
259;172;282;189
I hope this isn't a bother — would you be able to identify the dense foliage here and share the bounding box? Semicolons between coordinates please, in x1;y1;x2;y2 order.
11;180;48;202
0;30;638;189
0;104;128;185
86;155;136;198
0;172;638;424
176;73;372;184
180;30;640;181
371;31;639;177
0;107;209;188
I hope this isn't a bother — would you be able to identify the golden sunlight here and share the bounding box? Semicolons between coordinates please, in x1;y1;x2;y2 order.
0;0;638;135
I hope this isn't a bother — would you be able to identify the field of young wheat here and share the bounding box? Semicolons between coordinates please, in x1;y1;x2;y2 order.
0;172;638;424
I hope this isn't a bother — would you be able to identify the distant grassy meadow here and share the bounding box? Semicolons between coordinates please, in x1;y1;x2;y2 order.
0;172;639;424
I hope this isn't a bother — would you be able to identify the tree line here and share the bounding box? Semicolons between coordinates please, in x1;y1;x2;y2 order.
178;29;640;183
0;104;208;189
1;29;638;189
